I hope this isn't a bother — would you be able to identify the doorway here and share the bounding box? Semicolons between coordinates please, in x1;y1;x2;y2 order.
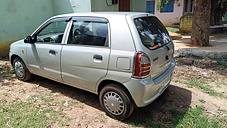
119;0;130;12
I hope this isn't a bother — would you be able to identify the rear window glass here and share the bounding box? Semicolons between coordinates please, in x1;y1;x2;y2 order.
134;16;171;50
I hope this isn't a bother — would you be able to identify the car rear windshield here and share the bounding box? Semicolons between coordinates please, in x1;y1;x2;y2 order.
134;16;171;50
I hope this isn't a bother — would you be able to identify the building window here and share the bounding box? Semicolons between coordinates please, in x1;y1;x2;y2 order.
160;0;174;13
146;1;155;14
184;0;194;14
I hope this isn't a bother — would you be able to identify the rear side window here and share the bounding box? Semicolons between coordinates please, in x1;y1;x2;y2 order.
134;16;171;50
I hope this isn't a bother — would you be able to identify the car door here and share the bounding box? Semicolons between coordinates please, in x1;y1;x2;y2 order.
26;17;70;81
61;17;110;92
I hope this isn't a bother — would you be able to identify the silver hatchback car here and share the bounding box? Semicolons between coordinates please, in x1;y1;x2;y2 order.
9;12;175;119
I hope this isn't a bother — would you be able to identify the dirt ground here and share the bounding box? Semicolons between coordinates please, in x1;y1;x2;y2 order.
1;32;227;127
1;55;227;128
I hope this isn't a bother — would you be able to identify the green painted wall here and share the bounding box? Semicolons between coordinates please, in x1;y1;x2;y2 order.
131;0;146;12
0;0;146;58
0;0;54;58
53;0;91;15
69;0;91;13
53;0;74;15
91;0;118;12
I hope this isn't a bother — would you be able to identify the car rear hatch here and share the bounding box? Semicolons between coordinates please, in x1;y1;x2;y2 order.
133;16;174;79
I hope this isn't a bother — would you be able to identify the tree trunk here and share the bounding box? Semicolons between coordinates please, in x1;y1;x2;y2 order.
191;0;211;46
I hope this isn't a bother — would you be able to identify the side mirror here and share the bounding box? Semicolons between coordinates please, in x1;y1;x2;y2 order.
24;36;33;43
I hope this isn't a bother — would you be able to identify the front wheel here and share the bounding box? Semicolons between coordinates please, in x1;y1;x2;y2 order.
99;84;134;120
13;57;31;81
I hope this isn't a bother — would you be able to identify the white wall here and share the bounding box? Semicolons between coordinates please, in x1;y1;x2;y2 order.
155;0;184;26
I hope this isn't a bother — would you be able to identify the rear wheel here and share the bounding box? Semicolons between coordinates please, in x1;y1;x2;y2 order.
99;84;134;120
13;57;31;81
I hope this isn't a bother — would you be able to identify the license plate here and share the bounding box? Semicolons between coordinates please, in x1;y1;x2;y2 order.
159;76;170;94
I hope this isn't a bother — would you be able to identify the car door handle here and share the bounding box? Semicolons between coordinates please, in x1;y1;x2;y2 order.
93;55;102;61
49;50;57;55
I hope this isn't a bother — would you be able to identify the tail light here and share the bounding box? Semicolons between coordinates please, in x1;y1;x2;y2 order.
133;52;151;78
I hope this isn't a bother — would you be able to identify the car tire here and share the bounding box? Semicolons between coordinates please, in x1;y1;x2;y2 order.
13;57;31;81
99;84;134;120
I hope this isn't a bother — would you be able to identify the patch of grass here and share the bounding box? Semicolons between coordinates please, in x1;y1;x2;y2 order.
40;94;55;103
29;95;40;100
166;27;179;33
223;83;227;86
199;99;206;103
70;100;83;108
184;79;227;99
199;78;208;84
3;92;9;96
127;107;226;127
174;106;226;128
168;109;185;125
19;90;26;95
0;63;15;82
214;55;227;66
210;78;216;82
203;57;209;61
0;102;62;128
216;84;222;88
172;79;182;82
99;112;107;123
215;81;227;88
219;109;227;114
0;92;70;128
166;27;191;35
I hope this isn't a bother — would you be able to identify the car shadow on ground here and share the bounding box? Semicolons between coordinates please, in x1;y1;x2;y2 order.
29;75;102;109
124;84;192;127
29;76;192;127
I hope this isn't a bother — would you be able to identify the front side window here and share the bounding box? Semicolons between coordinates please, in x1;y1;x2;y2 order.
67;20;108;46
134;16;171;50
36;21;68;43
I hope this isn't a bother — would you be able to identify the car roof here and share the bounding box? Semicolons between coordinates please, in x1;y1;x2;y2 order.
52;12;155;19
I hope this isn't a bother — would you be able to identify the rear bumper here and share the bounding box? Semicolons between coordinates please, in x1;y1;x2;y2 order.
123;59;175;107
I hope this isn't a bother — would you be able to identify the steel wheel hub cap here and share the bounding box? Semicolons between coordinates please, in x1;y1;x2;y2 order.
103;92;124;115
14;61;24;78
